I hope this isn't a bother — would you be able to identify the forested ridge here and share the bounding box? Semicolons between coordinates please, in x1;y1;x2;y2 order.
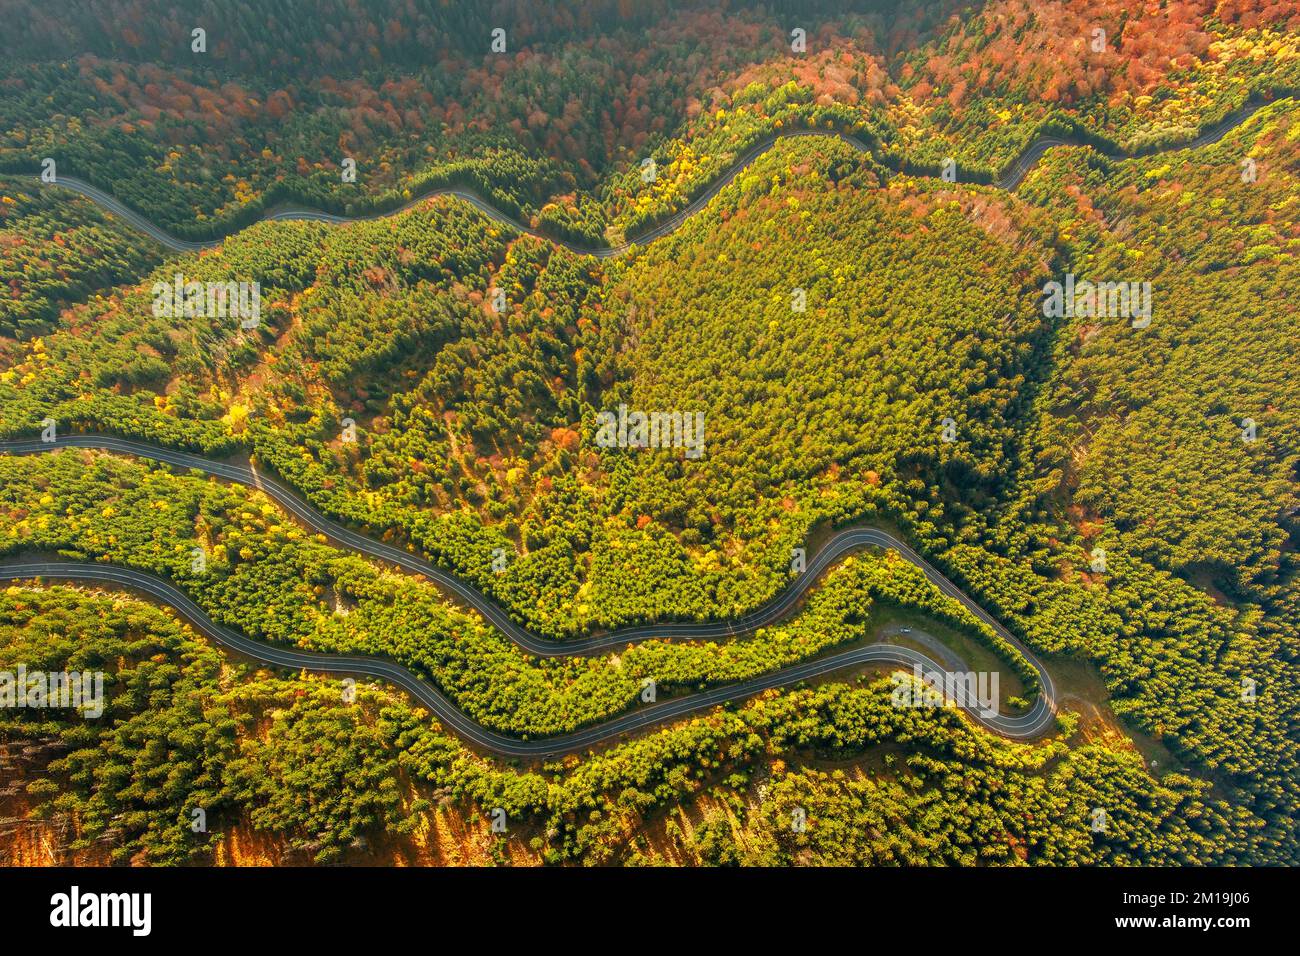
0;448;1041;739
0;585;1272;865
3;1;1300;247
0;137;1054;642
1;0;1298;866
0;181;163;339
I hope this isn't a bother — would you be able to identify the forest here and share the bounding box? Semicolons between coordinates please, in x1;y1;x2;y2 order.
0;585;1272;865
2;1;1298;248
1;0;1298;867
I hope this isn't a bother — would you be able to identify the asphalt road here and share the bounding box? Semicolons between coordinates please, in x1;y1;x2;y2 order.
4;91;1246;750
0;435;1057;754
4;96;1271;257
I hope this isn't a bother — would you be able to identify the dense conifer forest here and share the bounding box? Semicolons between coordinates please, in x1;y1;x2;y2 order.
1;0;1297;867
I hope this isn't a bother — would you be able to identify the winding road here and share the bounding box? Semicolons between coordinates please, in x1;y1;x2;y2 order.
4;93;1267;753
0;434;1056;754
5;94;1277;258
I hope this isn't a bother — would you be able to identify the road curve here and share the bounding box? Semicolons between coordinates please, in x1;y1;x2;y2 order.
0;435;1057;752
4;95;1275;258
1;95;1276;753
